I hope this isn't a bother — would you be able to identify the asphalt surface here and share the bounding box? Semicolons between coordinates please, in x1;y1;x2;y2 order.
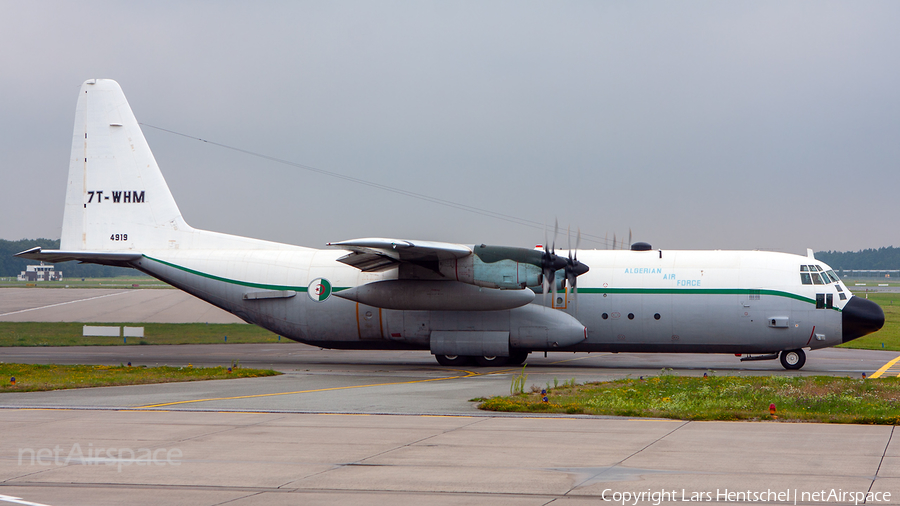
0;287;898;505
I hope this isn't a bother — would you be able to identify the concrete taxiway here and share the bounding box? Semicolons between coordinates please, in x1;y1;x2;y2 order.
0;410;896;506
0;345;898;413
0;288;243;323
1;288;898;504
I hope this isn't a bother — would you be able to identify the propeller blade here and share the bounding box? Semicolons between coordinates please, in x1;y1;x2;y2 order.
542;273;549;305
628;228;632;250
574;283;578;316
551;269;557;308
553;218;558;254
612;233;616;251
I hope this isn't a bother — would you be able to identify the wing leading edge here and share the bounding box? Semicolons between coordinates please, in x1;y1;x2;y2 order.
327;238;472;272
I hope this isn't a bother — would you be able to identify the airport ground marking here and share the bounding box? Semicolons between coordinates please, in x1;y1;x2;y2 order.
869;355;900;378
0;291;134;318
137;369;483;408
0;494;54;506
550;354;607;365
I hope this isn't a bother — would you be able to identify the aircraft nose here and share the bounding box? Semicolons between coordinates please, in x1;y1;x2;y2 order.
842;296;885;343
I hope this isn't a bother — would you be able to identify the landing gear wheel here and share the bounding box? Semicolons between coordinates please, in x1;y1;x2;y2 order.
474;355;509;367
779;349;806;370
435;355;471;366
507;350;529;366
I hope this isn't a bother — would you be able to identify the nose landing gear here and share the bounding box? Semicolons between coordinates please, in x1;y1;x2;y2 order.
779;349;806;370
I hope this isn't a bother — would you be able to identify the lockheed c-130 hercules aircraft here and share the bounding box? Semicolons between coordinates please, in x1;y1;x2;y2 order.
19;79;885;370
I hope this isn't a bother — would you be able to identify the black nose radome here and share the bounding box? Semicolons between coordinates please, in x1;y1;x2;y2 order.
842;296;885;343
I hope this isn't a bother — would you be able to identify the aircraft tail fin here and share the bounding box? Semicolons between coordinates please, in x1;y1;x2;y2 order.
59;79;191;253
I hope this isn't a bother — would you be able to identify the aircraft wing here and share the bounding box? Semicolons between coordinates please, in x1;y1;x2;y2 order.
326;238;472;272
15;247;143;267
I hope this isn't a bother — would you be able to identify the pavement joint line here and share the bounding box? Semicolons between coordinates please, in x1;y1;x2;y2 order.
869;355;900;378
564;419;692;494
355;415;490;465
549;354;608;365
0;481;581;500
134;369;485;408
285;415;492;488
0;291;135;318
210;491;264;506
0;405;663;420
867;425;894;496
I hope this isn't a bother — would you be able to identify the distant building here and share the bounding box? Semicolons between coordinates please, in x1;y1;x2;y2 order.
839;269;898;279
18;263;62;282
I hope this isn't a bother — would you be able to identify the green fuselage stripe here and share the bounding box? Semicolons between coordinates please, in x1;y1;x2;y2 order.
142;255;838;310
579;287;810;303
142;254;312;292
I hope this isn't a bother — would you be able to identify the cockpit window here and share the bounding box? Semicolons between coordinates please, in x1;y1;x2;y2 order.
800;265;836;285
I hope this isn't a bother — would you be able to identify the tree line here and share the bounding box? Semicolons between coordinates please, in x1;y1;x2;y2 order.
814;246;900;272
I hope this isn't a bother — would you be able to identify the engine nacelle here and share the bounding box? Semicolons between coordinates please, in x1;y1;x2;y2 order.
438;245;543;289
334;280;535;310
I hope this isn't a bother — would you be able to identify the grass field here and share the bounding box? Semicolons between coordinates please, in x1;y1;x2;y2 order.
0;277;170;289
839;292;899;351
0;322;283;346
479;372;900;424
0;363;280;393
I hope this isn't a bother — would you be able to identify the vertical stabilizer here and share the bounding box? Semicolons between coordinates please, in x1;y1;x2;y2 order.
60;79;191;252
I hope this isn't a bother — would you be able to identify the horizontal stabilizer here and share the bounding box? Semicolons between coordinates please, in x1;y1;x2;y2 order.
15;247;142;266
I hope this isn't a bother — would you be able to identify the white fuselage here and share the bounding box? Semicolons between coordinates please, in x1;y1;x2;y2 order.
129;245;846;355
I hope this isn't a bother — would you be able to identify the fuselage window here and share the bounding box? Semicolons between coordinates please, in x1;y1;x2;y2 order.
801;273;812;285
812;273;825;285
836;284;843;292
839;293;847;300
826;270;840;283
800;265;809;272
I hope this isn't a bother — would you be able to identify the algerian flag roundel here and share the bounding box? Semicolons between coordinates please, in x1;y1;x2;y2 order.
308;278;332;302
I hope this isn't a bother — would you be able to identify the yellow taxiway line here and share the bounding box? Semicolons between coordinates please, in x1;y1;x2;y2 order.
869;355;900;379
137;368;484;408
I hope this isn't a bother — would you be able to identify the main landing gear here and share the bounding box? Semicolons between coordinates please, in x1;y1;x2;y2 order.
434;351;530;367
779;349;806;370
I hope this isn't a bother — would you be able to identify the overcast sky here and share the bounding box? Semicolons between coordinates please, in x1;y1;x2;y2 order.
2;1;898;254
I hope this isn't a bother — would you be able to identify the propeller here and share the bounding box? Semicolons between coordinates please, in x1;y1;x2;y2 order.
564;227;590;314
541;219;566;305
540;220;590;311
